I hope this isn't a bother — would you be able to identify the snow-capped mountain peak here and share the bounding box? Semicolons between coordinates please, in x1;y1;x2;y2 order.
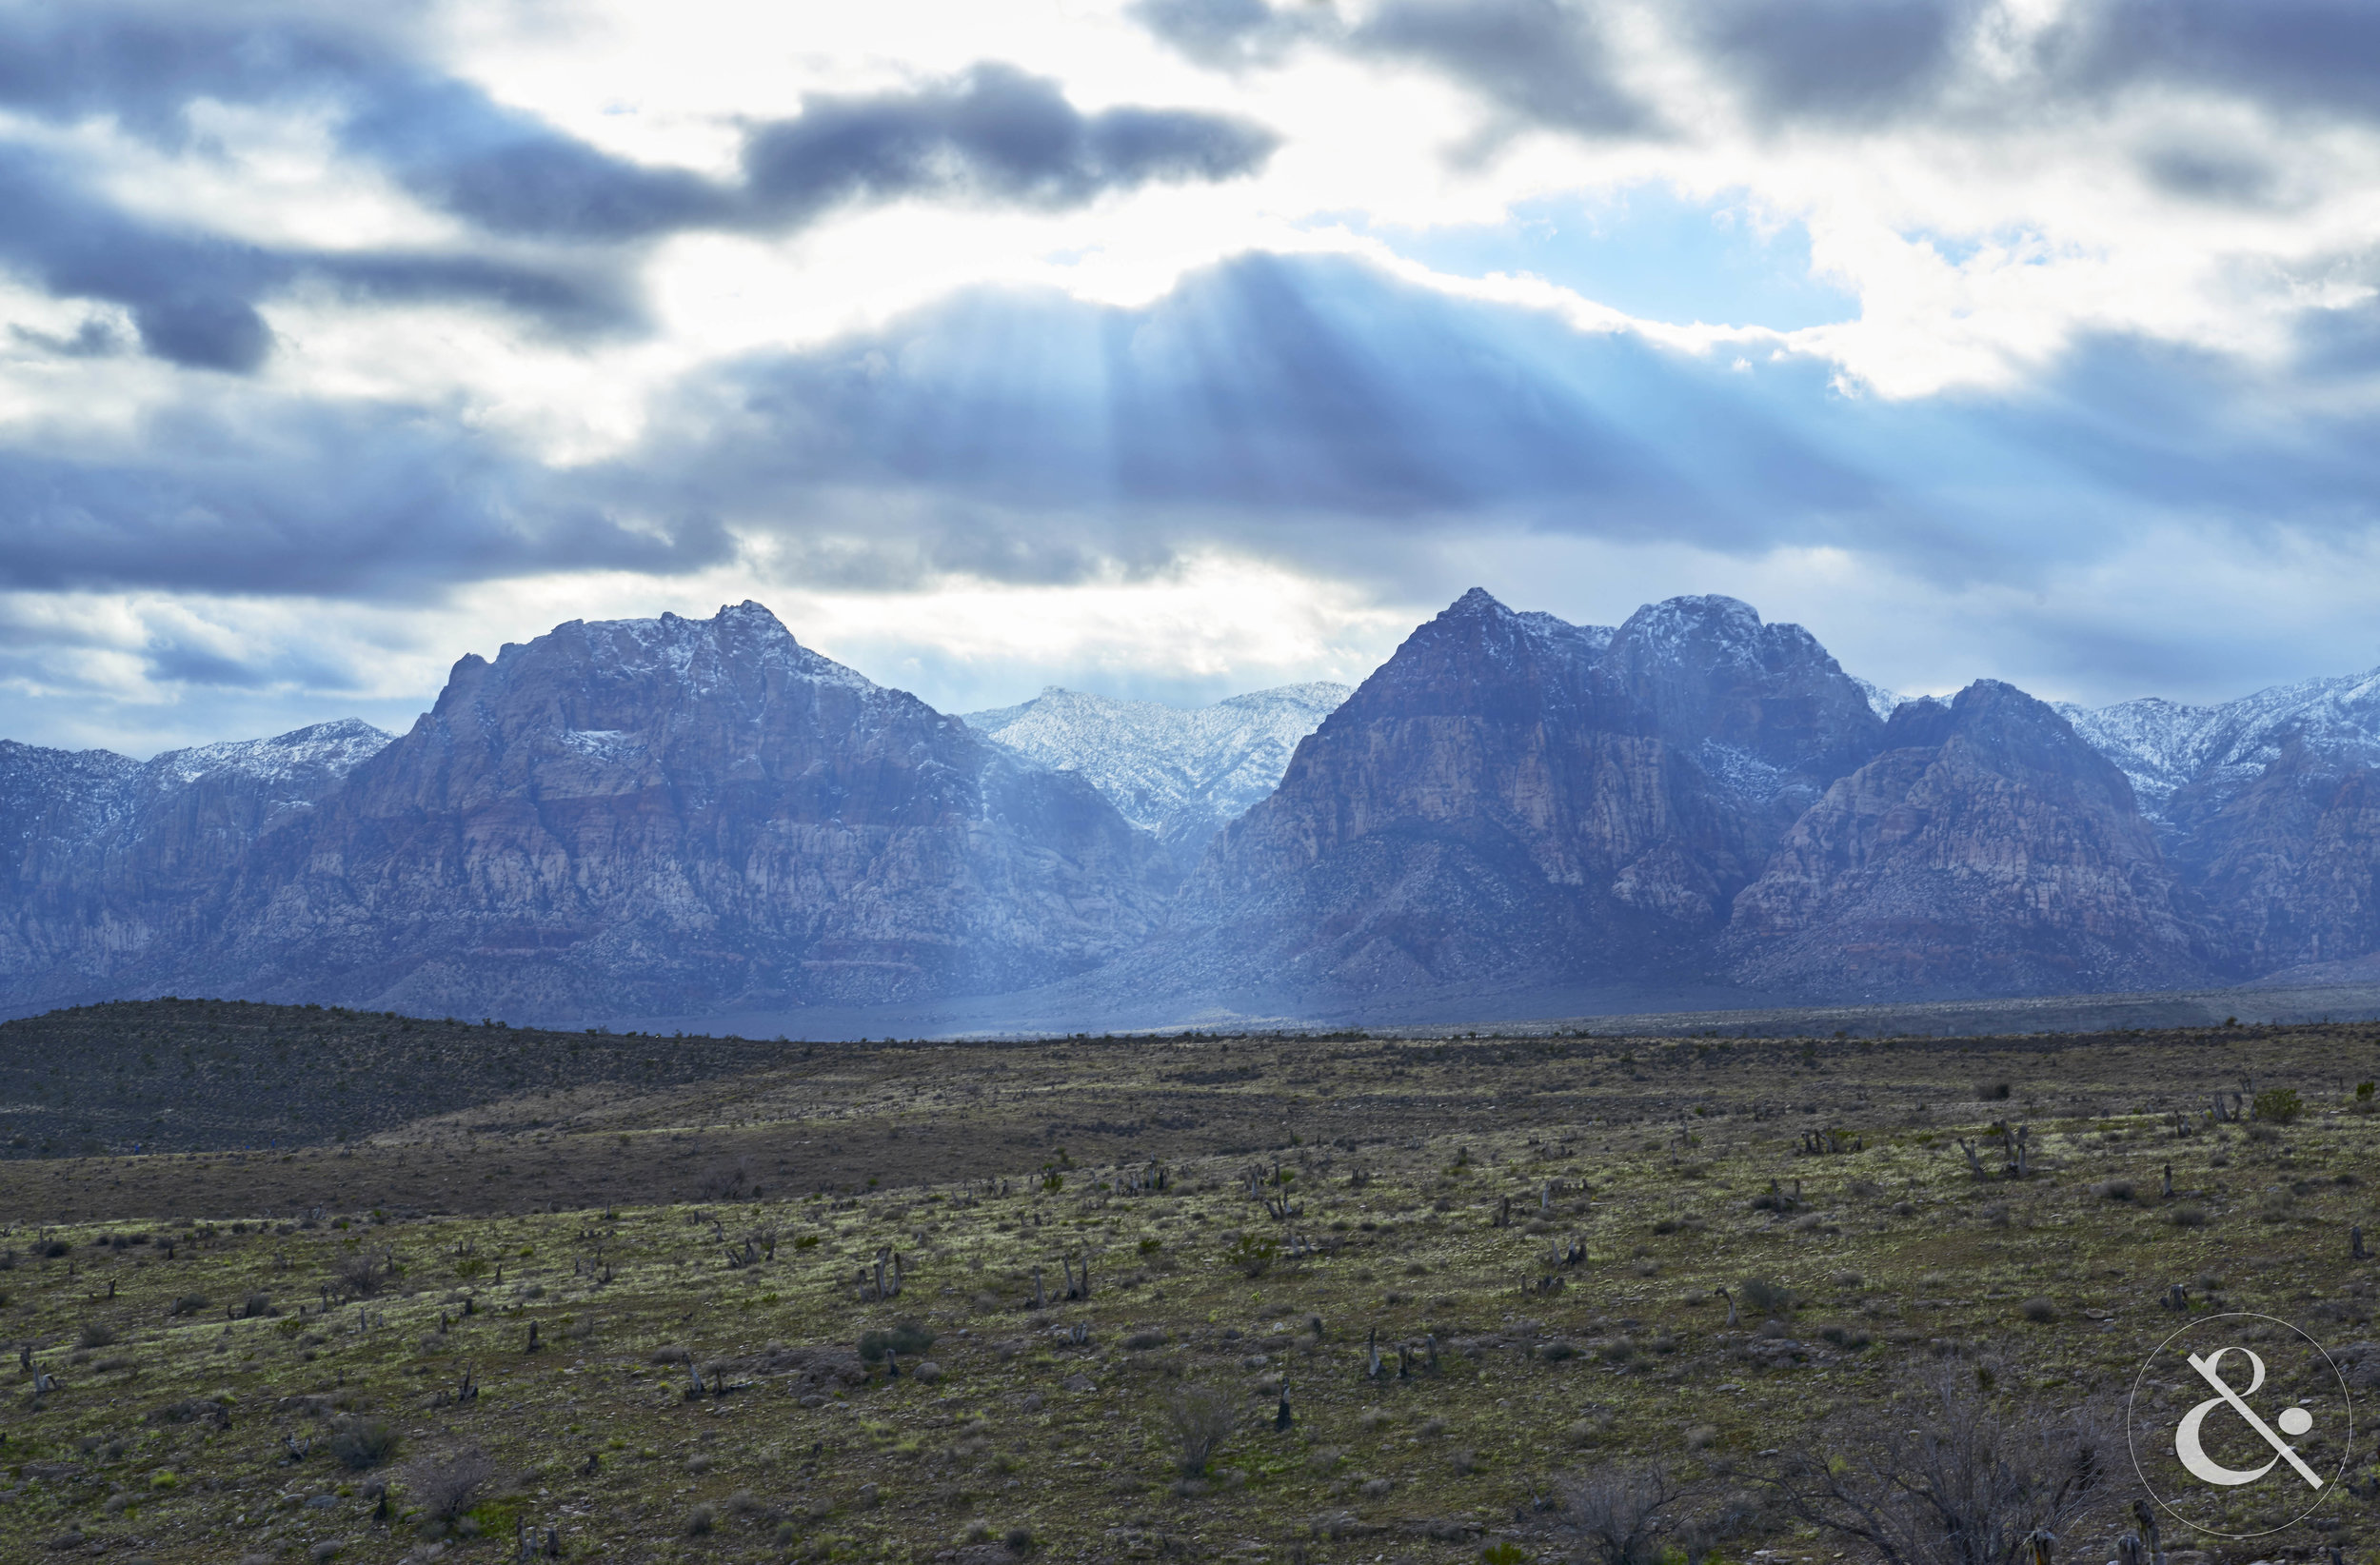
2058;662;2380;818
962;683;1351;865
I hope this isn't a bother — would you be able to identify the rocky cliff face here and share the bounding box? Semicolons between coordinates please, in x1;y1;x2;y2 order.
1723;682;2206;998
1597;593;1884;829
1141;589;1876;1001
194;604;1176;1019
0;605;1175;1021
2164;741;2380;974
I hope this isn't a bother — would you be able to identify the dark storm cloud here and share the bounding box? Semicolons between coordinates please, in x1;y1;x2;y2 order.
739;65;1278;228
0;400;732;597
342;76;735;243
1351;0;1650;138
1132;0;2380;142
0;5;405;138
0;7;1277;240
0;7;1275;364
7;318;129;359
1131;0;1649;138
1129;0;1310;69
1685;0;1981;122
0;142;640;370
2045;0;2380;123
2135;146;2283;207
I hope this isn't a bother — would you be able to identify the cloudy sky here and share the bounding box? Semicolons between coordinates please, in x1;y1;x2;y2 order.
4;0;2379;754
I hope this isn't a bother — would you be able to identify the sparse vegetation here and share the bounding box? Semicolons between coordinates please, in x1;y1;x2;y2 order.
1;1008;2375;1561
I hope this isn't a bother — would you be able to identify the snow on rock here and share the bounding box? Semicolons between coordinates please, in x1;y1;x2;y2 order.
2059;665;2380;819
1853;678;1910;722
962;683;1352;865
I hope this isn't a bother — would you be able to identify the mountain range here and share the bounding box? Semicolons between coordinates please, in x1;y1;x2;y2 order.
7;591;2380;1028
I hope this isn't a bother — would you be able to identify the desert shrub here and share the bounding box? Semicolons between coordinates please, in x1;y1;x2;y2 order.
2252;1087;2303;1124
2168;1205;2208;1228
697;1158;755;1199
1816;1323;1872;1350
2020;1297;2056;1323
1976;1080;2013;1101
1124;1329;1168;1351
1224;1232;1279;1278
2243;1123;2279;1144
1554;1465;1710;1565
1770;1364;2116;1565
1361;1476;1395;1498
327;1416;402;1471
1738;1277;1792;1317
1162;1384;1239;1476
2354;1081;2375;1114
406;1447;494;1523
76;1321;117;1349
1568;1413;1613;1445
685;1502;718;1536
859;1319;937;1363
2092;1179;2136;1202
1005;1526;1037;1552
167;1293;209;1317
336;1252;390;1298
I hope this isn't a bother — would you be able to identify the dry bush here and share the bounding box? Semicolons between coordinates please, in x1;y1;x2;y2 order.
1555;1463;1705;1565
405;1446;495;1523
1161;1384;1239;1476
1738;1277;1791;1316
1766;1365;2115;1565
327;1416;401;1471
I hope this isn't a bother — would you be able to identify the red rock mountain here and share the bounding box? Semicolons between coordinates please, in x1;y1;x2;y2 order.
1;604;1175;1020
7;590;2380;1025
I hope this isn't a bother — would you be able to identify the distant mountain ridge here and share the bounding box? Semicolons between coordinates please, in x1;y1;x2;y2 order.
8;592;2380;1026
2058;670;2380;822
962;682;1350;867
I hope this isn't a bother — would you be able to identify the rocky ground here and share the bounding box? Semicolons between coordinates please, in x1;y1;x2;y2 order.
2;1011;2378;1563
